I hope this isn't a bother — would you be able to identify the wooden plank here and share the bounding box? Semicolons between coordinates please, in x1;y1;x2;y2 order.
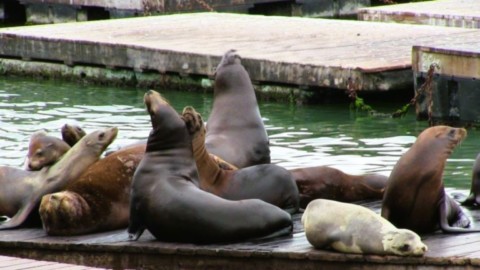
358;0;480;28
0;13;478;92
0;255;104;270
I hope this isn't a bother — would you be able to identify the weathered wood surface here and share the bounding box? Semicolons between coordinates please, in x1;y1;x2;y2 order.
3;198;480;269
0;254;107;269
358;0;480;29
18;0;290;13
0;13;478;92
412;44;480;78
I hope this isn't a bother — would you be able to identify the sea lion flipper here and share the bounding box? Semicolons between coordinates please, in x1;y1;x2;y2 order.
439;195;480;233
0;202;35;230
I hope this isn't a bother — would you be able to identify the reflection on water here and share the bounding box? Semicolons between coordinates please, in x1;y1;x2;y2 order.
0;76;479;190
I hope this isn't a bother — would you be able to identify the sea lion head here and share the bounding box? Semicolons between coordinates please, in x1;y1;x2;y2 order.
182;106;205;140
144;90;189;151
382;229;428;256
215;49;241;72
26;131;71;171
416;125;466;156
61;124;86;147
78;127;118;155
39;191;91;236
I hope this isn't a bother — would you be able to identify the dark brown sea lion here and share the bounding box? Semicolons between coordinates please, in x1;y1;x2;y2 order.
0;127;118;229
39;144;144;236
182;106;299;214
381;125;479;234
128;90;292;243
25;131;71;171
205;49;270;169
61;124;86;147
290;166;388;208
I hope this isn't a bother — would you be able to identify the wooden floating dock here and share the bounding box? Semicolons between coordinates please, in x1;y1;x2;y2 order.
358;0;480;28
0;254;107;269
412;44;480;125
3;200;480;269
0;12;479;94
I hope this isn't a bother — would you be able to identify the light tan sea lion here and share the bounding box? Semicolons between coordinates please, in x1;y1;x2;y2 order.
302;199;427;256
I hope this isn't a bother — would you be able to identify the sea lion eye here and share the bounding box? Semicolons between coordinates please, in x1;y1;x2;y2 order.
449;129;456;136
98;132;105;140
399;244;411;252
35;150;43;157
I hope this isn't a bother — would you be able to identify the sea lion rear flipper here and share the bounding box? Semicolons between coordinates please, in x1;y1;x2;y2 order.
439;195;480;233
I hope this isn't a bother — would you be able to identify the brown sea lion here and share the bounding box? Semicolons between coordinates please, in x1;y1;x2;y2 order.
381;125;479;234
0;127;118;229
128;90;292;243
462;153;480;206
290;166;388;208
61;124;86;147
182;106;299;214
205;49;270;169
39;144;144;236
25;131;71;171
303;199;427;256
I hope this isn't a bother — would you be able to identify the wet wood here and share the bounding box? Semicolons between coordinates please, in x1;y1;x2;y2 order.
0;254;105;269
2;199;480;269
358;0;480;28
0;13;478;92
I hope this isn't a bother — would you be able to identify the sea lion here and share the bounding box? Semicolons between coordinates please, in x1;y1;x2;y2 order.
182;106;299;214
0;127;118;229
205;49;270;169
25;131;71;171
61;124;86;147
462;153;480;206
381;125;479;234
39;144;144;236
128;90;292;244
291;166;388;208
302;199;427;256
25;124;86;171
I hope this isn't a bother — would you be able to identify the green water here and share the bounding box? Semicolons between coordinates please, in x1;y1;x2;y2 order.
0;76;478;191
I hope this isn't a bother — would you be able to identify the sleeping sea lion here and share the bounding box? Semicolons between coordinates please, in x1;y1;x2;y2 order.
26;124;86;171
128;90;292;243
303;199;427;256
39;144;144;236
0;127;118;229
290;166;388;208
381;125;480;234
205;49;270;168
25;131;70;171
182;106;299;214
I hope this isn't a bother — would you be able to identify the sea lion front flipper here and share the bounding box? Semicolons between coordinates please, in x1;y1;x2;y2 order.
439;194;480;233
461;153;480;207
0;200;36;229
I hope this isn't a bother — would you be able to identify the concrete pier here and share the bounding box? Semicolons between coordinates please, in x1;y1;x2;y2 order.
358;0;480;28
